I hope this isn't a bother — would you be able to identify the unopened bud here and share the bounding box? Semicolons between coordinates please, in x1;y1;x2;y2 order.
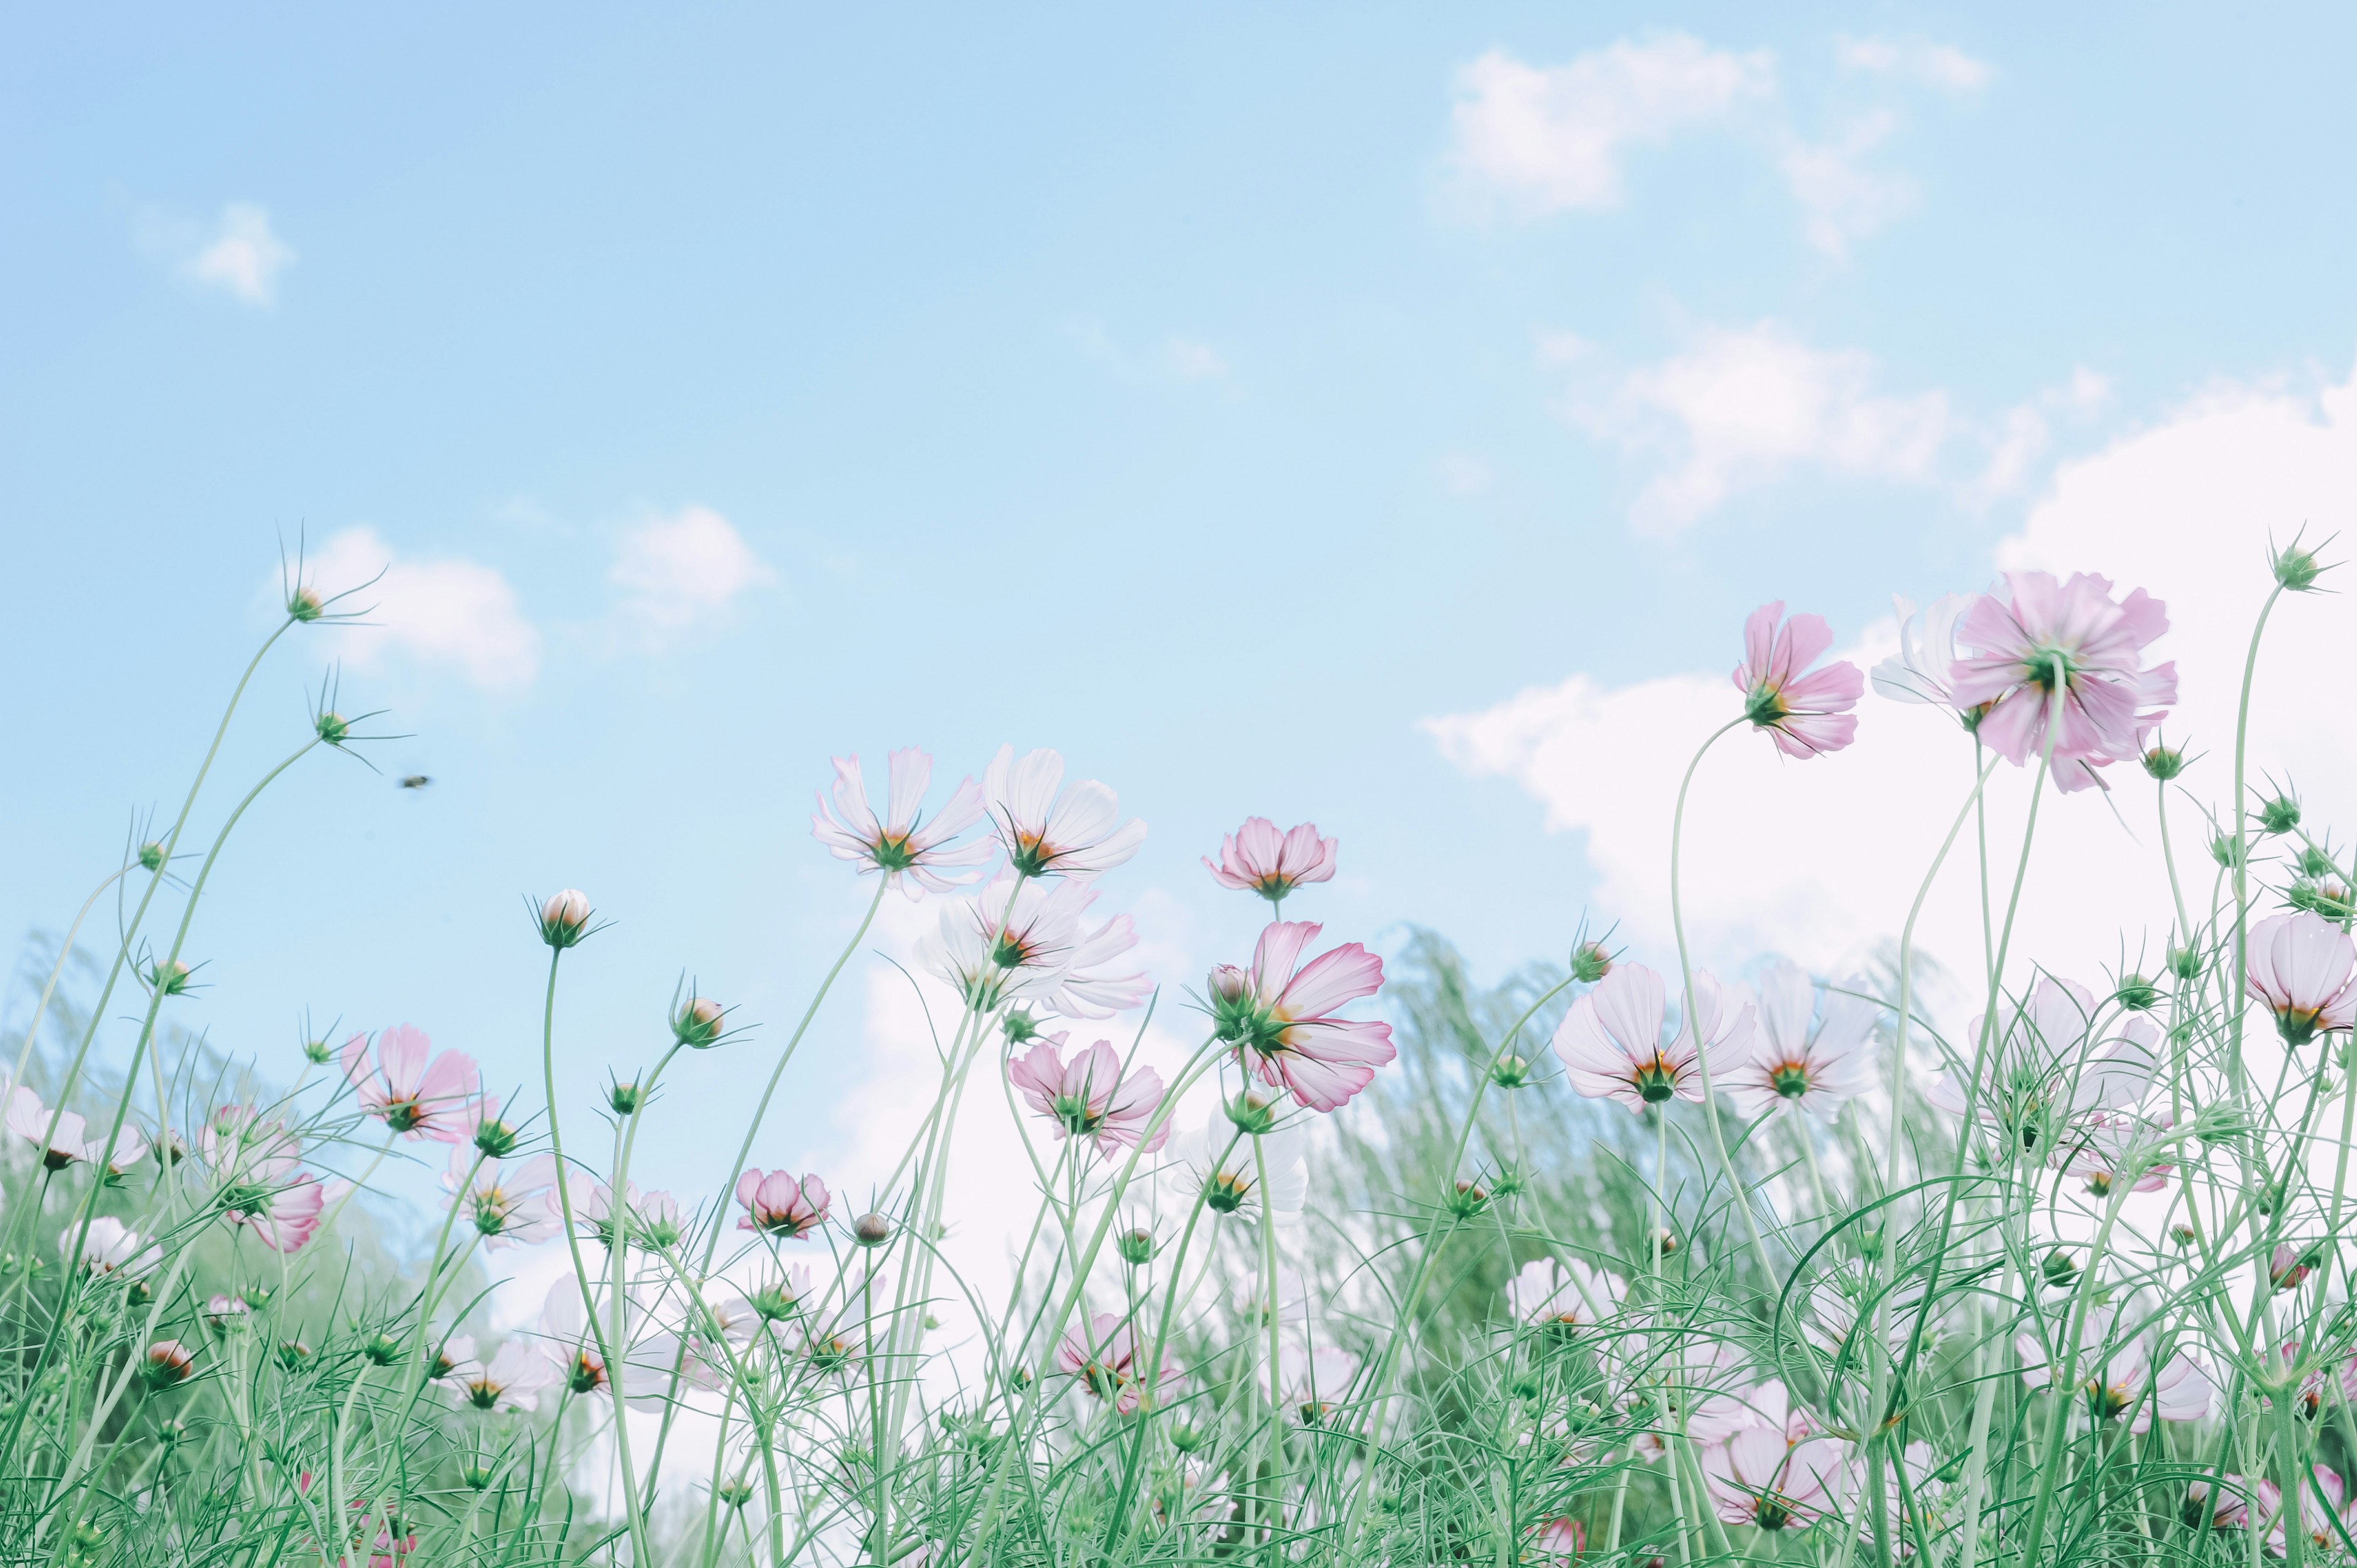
605;1079;642;1116
2274;543;2326;592
1570;942;1613;984
2041;1248;2078;1289
2141;746;2186;781
2303;846;2339;879
363;1332;404;1366
288;584;327;622
302;1037;333;1065
751;1279;803;1321
137;841;166;873
673;996;727;1049
2167;945;2202;981
1446;1180;1489;1219
538;889;594;949
1117;1228;1155;1266
141;1340;195;1389
473;1118;520;1159
1169;1423;1206;1453
150;959;192;996
1003;1010;1044;1044
1650;1227;1679;1258
2113;975;2159;1012
314;710;350;746
1223;1094;1277;1136
717;1477;756;1509
462;1462;496;1492
2170;1224;2199;1248
1489;1054;1530;1089
1207;965;1249;1005
2261;795;2303;835
2209;833;2244;870
854;1213;892;1248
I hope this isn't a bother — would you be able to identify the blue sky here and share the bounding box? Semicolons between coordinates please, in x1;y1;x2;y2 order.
9;3;2357;1215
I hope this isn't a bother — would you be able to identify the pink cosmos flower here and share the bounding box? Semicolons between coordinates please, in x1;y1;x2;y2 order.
1924;976;2158;1146
6;1087;144;1173
2051;1111;2175;1195
1551;964;1755;1114
341;1025;481;1142
2269;1466;2357;1559
983;746;1147;878
2186;1475;2262;1532
443;1147;558;1249
1948;571;2177;776
1524;1518;1585;1566
2014;1306;2214;1434
1506;1256;1623;1328
1700;1425;1854;1532
1204;819;1338;903
1733;603;1864;760
2246;910;2357;1046
736;1169;830;1239
66;1216;161;1276
448;1339;555;1413
1209;921;1395;1113
1055;1311;1183;1414
1007;1037;1169;1157
1716;961;1877;1123
810;748;992;898
238;1173;327;1254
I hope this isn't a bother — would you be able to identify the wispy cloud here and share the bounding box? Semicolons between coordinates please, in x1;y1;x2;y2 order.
303;527;540;689
168;203;296;306
1448;36;1774;214
608;506;776;645
1835;36;1992;94
1778;112;1916;259
1166;338;1229;380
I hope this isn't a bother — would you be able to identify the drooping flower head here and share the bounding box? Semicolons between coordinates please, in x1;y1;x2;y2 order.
922;876;1149;1018
1716;962;1877;1123
1204;819;1338;903
2246;911;2357;1047
1055;1311;1183;1414
983;746;1147;878
341;1026;481;1142
1506;1256;1623;1329
736;1169;829;1239
1552;965;1755;1114
1007;1037;1169;1157
810;748;993;898
1949;571;2176;782
1733;603;1864;759
1209;921;1394;1113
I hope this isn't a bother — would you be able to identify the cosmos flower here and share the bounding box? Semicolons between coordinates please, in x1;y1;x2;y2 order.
66;1216;161;1276
6;1087;144;1173
1552;965;1755;1114
1204;819;1338;903
447;1340;557;1414
1007;1037;1169;1157
1924;977;2157;1147
1056;1311;1183;1414
922;876;1149;1018
809;748;993;898
341;1026;481;1143
1280;1341;1360;1424
1189;1114;1307;1218
1871;592;1981;716
2186;1475;2262;1532
2051;1111;2175;1196
982;746;1147;878
2014;1306;2213;1434
443;1148;558;1249
2245;910;2357;1047
1209;921;1394;1113
1523;1518;1585;1567
1700;1425;1854;1532
736;1169;830;1240
235;1173;327;1254
2269;1466;2357;1559
1506;1256;1623;1329
1948;571;2177;774
1732;602;1865;759
1715;961;1877;1123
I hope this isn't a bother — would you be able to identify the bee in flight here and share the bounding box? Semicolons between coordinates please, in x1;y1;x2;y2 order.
398;775;432;790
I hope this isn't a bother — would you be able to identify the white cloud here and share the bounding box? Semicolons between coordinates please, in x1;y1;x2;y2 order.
1428;356;2357;1014
1449;37;1775;214
1571;320;1951;532
1835;37;1992;94
1166;338;1229;380
1779;111;1917;259
303;527;540;690
182;204;295;306
608;506;776;643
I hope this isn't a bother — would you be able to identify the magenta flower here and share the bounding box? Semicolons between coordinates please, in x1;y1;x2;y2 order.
1007;1037;1169;1157
810;747;993;898
2246;910;2357;1046
235;1173;327;1254
1056;1311;1183;1413
983;746;1147;878
735;1168;829;1239
341;1025;480;1142
1209;921;1395;1113
1552;964;1755;1114
1204;818;1339;903
1732;603;1864;759
1949;571;2177;775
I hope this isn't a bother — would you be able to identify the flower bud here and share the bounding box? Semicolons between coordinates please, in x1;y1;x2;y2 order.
538;889;594;949
605;1079;641;1116
854;1213;892;1248
314;710;350;746
1649;1227;1679;1258
2208;832;2244;870
673;996;727;1049
473;1118;521;1159
1223;1094;1278;1135
288;584;327;622
2113;975;2159;1012
2261;795;2303;835
718;1477;756;1509
1117;1227;1155;1267
302;1037;333;1065
2274;543;2326;592
1444;1180;1488;1219
243;1283;275;1311
2140;745;2186;781
462;1462;496;1492
141;1340;195;1389
2167;945;2202;981
751;1278;803;1321
1569;942;1613;984
1169;1423;1206;1453
364;1332;404;1366
276;1339;314;1370
1488;1054;1530;1089
2170;1224;2198;1248
137;841;166;873
2040;1248;2078;1289
1003;1010;1045;1045
150;959;192;996
1208;965;1249;1005
1490;1167;1527;1199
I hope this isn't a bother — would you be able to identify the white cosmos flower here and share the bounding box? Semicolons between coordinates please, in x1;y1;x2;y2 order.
1506;1256;1623;1328
1925;976;2158;1144
1717;962;1878;1122
1871;592;1980;714
982;746;1147;878
921;875;1148;1018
